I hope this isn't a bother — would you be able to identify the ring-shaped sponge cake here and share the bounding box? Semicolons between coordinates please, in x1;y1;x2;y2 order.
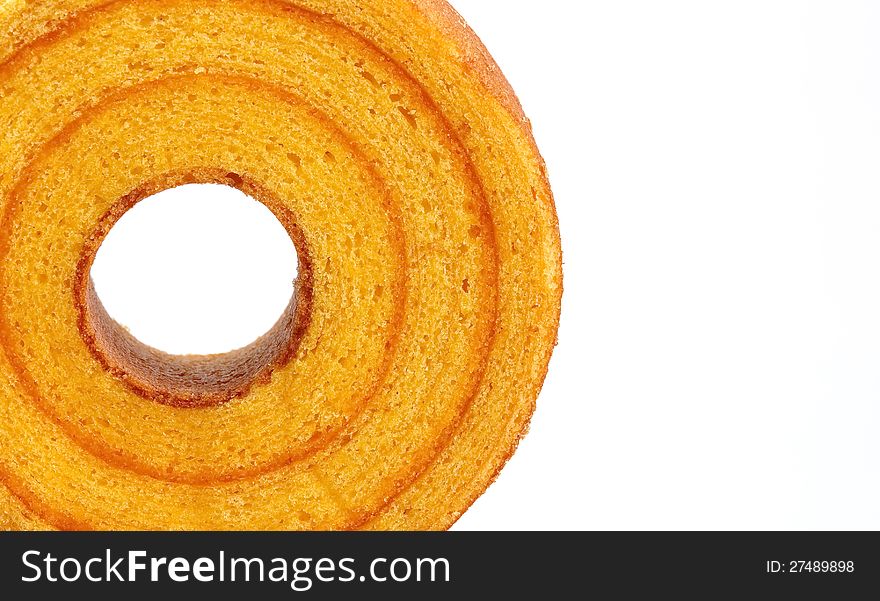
0;0;562;530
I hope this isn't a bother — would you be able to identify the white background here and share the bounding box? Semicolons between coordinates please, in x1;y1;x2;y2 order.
92;1;880;530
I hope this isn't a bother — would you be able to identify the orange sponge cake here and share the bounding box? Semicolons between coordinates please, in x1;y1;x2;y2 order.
0;0;562;530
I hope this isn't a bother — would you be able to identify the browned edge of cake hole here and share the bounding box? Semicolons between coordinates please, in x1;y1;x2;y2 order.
74;168;314;409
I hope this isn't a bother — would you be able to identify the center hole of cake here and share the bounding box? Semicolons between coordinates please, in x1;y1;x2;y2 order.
81;179;311;408
91;183;298;354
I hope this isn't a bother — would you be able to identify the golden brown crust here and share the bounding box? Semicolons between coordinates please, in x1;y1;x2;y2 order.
75;169;314;408
409;0;528;124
